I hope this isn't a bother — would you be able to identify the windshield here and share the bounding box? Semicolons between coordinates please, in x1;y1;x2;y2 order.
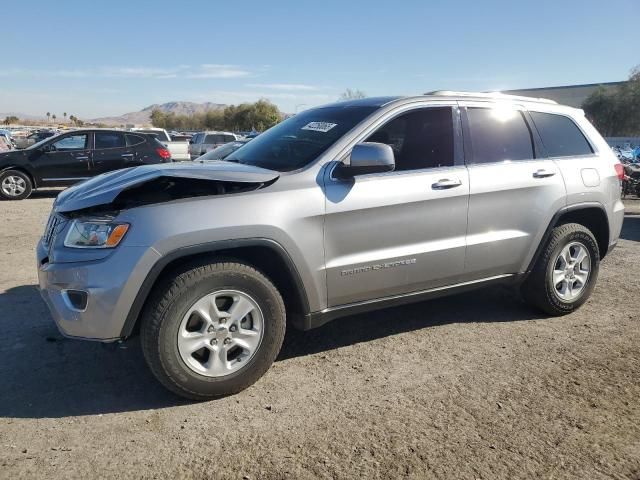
224;105;378;171
199;141;246;161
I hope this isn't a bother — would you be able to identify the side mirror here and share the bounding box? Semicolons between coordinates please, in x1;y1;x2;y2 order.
336;142;395;178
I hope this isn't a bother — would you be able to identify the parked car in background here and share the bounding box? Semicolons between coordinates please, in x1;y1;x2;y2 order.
613;145;635;161
170;134;192;142
189;131;239;159
0;136;12;152
14;130;56;149
0;129;171;200
132;127;190;161
195;139;251;161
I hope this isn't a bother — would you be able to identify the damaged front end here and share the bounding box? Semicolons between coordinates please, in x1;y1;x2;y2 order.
54;161;280;215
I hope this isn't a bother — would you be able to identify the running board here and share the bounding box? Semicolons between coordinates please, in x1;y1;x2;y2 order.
296;274;517;330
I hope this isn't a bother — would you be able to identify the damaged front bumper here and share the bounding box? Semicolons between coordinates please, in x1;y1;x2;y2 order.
37;239;161;341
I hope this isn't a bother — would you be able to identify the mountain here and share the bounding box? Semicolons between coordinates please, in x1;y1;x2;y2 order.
90;101;227;126
0;112;45;121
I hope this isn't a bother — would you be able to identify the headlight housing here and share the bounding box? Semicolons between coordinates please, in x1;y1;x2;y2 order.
64;219;130;249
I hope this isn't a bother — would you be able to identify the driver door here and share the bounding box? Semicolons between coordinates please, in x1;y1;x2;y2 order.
323;105;470;307
36;132;91;185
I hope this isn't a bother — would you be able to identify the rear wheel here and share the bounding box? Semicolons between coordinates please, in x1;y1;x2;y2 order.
522;223;599;315
0;170;32;200
140;260;286;400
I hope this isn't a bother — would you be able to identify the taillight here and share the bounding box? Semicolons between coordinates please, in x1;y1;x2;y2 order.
614;163;625;181
156;147;171;161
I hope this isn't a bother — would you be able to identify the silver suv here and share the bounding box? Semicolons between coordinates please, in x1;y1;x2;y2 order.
189;131;239;159
37;92;625;399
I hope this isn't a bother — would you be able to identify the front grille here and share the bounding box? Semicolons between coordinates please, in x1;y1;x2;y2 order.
43;214;63;247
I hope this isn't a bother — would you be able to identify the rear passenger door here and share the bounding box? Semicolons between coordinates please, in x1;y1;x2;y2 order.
460;102;566;279
92;131;131;174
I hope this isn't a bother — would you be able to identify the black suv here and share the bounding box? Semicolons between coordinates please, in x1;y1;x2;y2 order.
0;129;171;200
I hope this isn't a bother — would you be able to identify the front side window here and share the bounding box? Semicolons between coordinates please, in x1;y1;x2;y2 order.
365;107;454;171
51;134;88;151
466;107;534;163
225;105;378;172
95;132;125;149
529;111;593;157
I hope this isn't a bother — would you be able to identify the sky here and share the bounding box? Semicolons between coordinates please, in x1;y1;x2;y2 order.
1;0;638;118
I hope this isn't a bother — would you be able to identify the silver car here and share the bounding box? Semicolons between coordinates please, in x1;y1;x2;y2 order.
189;131;239;159
37;92;625;399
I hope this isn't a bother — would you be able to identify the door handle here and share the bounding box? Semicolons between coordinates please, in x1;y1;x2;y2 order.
533;169;556;178
121;153;134;158
432;178;462;190
75;156;89;160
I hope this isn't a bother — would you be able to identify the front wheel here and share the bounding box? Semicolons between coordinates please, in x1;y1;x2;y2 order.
140;260;286;400
522;223;600;315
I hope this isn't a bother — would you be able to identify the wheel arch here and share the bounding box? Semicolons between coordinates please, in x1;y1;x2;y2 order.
119;238;311;339
526;202;610;274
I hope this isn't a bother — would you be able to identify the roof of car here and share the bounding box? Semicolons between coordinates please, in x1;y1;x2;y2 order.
324;91;563;110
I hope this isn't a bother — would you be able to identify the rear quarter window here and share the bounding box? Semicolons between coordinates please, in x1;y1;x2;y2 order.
529;112;593;157
126;134;146;146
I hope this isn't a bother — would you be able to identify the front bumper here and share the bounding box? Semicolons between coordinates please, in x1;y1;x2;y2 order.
37;239;161;342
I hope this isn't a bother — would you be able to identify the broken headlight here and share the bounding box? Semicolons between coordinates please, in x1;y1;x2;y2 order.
64;219;130;249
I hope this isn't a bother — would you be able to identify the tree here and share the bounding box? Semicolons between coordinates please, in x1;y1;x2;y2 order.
583;65;640;137
63;112;67;123
149;101;282;131
3;116;19;125
52;114;57;123
46;112;51;123
339;88;366;100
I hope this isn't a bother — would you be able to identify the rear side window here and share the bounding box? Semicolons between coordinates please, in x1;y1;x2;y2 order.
529;112;593;157
223;134;235;143
205;134;226;144
125;134;145;146
95;132;125;149
466;107;535;163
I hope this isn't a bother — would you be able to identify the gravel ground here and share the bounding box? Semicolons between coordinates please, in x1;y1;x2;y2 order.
0;192;639;480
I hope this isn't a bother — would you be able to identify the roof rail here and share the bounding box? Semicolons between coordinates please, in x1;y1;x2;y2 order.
423;90;558;105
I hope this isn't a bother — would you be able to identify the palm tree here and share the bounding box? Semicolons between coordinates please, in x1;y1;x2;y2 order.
46;112;51;123
63;112;67;123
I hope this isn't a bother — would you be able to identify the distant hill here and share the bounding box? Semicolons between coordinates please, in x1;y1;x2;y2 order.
90;101;227;126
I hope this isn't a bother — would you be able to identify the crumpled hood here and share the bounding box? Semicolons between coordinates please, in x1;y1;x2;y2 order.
54;161;279;213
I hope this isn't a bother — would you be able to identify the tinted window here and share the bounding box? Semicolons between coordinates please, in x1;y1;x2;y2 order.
225;105;378;172
365;107;454;171
95;132;125;149
530;112;593;157
205;134;227;144
137;130;169;142
223;134;235;143
126;134;145;146
467;107;534;163
51;134;88;151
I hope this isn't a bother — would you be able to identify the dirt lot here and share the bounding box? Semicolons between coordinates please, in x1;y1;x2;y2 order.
0;193;638;480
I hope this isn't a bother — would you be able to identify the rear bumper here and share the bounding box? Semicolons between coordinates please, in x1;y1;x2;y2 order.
37;240;161;342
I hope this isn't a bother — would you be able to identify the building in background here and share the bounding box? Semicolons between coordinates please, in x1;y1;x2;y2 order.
501;81;624;108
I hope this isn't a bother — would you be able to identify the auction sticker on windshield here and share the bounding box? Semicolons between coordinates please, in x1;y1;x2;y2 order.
301;122;337;133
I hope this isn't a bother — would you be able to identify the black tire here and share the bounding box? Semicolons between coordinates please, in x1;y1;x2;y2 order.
0;169;32;200
140;259;286;400
522;223;600;316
